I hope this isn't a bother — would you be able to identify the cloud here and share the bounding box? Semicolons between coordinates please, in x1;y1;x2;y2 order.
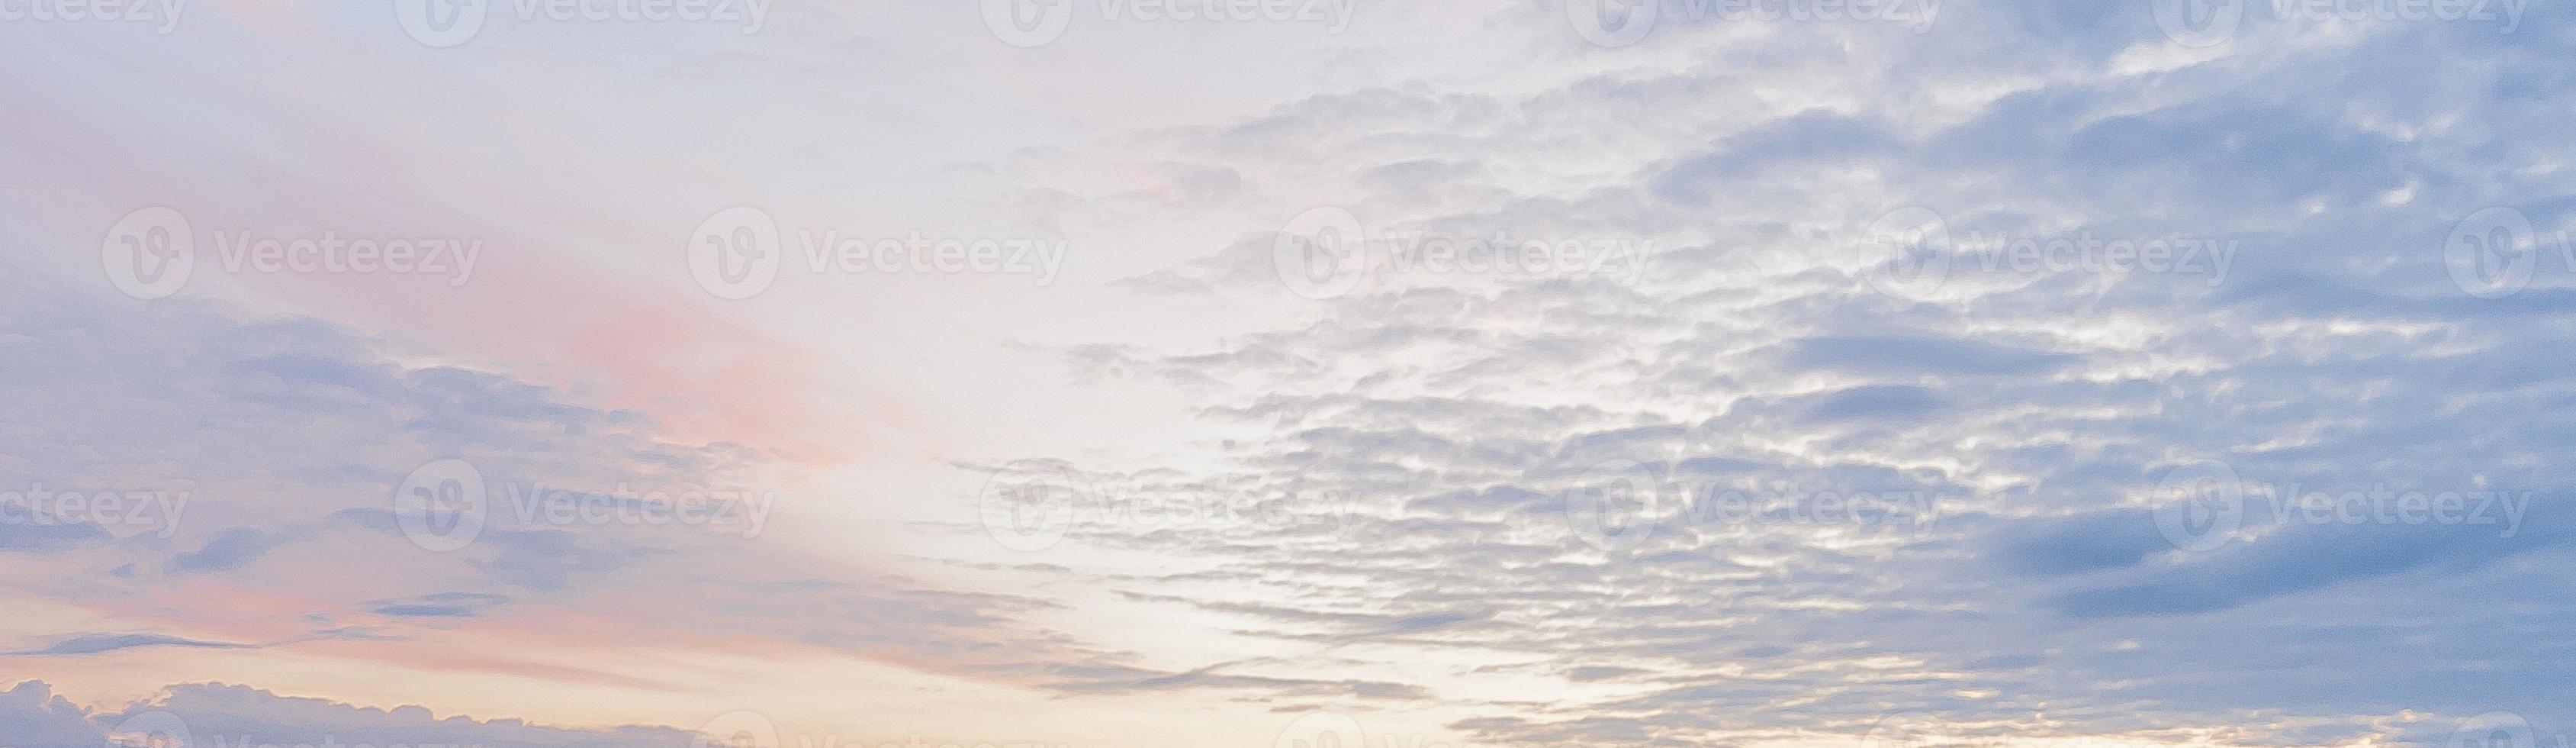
1986;509;2170;577
1803;384;1950;422
0;682;105;746
1;680;693;748
170;528;275;573
2046;498;2575;618
8;634;252;657
1780;335;2078;378
959;8;2576;741
0;521;110;552
364;593;513;619
6;0;2576;744
0;280;1143;704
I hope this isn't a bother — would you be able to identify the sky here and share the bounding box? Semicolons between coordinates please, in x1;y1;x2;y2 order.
3;0;2574;746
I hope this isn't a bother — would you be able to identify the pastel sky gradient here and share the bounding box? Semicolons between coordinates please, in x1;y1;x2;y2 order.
5;0;2576;746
